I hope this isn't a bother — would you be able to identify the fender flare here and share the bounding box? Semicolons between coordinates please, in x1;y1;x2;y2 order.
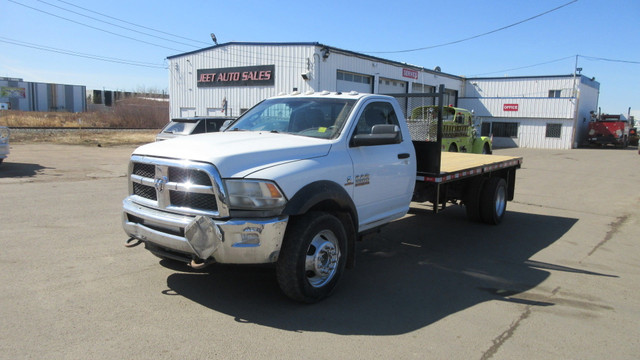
282;180;359;268
283;180;357;221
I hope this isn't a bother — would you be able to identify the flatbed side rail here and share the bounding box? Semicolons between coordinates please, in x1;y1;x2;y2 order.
416;157;523;184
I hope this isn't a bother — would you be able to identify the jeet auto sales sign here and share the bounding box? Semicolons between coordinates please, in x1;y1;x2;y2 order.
197;65;275;87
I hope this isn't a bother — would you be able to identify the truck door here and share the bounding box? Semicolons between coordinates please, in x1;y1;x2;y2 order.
347;101;415;231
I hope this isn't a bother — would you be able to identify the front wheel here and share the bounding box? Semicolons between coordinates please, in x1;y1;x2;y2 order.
276;211;347;303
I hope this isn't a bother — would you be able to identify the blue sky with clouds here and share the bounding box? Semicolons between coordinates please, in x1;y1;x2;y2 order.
1;0;638;115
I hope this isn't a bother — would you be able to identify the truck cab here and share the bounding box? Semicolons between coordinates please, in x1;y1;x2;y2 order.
123;92;415;302
586;114;629;147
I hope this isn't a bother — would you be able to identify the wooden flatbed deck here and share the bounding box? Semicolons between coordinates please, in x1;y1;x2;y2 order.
416;152;522;183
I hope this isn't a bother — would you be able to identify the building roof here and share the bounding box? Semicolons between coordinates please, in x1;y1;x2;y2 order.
167;41;463;80
468;74;600;90
167;42;600;89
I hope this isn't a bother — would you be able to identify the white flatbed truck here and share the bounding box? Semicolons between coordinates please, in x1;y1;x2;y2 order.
122;85;522;302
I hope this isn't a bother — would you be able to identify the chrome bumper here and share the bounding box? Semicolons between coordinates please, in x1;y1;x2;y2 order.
122;197;288;264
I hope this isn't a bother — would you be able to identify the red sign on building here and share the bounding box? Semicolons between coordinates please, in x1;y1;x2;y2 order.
503;104;519;111
402;68;419;80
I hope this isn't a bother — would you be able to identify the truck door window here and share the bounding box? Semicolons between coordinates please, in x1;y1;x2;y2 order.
354;102;400;135
206;119;220;132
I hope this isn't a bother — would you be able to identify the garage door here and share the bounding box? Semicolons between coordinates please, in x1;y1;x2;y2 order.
336;70;373;93
180;107;196;117
378;78;407;94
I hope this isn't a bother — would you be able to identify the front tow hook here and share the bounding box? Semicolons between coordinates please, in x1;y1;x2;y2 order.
124;237;142;248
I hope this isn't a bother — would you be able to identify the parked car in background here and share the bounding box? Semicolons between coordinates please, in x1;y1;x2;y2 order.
156;116;235;141
0;126;9;165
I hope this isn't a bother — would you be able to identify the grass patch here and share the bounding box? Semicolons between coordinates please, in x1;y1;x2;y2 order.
2;99;166;146
10;129;158;146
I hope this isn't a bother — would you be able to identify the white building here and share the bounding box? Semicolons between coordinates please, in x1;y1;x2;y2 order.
460;75;600;149
167;42;599;149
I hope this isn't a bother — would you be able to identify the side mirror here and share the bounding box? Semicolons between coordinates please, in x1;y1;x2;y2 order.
220;119;234;131
351;124;402;147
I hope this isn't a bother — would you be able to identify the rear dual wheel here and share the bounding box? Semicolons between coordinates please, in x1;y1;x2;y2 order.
480;177;507;225
464;177;507;225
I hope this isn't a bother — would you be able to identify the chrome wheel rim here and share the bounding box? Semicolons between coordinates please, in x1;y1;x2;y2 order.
305;230;340;288
495;185;506;216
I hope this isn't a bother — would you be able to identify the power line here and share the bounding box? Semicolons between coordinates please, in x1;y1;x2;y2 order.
55;0;211;47
469;54;640;78
0;36;167;68
362;0;578;54
7;0;313;68
35;0;203;48
580;55;640;65
8;0;187;52
36;0;196;48
468;56;575;77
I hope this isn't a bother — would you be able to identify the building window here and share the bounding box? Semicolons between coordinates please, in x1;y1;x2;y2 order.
337;70;371;84
481;122;491;137
546;123;562;138
548;90;562;98
489;122;518;138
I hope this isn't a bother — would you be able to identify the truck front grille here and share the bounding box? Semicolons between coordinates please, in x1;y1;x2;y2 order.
169;191;217;211
133;163;155;178
169;167;212;186
133;182;157;200
128;156;226;217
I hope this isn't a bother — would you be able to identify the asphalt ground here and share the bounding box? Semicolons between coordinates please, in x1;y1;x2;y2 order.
1;144;638;359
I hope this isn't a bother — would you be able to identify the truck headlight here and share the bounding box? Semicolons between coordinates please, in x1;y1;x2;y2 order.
224;179;286;209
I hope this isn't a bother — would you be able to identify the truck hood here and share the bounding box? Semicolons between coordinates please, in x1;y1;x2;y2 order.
133;131;332;178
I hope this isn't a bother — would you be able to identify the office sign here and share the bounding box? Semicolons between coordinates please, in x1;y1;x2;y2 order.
503;104;519;111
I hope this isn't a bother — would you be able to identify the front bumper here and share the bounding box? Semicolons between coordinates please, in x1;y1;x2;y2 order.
587;136;623;145
122;197;288;264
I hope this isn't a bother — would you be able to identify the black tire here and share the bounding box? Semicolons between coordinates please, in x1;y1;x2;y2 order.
482;143;492;155
276;211;347;303
464;177;485;222
448;143;458;152
480;177;508;225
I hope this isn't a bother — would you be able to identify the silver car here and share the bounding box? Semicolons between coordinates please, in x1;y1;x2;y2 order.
156;117;235;141
0;126;9;165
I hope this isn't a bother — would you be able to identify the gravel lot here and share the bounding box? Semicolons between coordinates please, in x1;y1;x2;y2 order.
1;144;638;359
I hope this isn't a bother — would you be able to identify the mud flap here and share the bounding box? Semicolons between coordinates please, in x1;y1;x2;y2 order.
185;216;222;260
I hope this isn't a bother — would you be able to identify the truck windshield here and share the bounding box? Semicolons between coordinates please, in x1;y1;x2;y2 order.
228;97;356;139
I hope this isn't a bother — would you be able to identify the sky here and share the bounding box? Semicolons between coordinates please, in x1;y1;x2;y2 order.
1;0;639;115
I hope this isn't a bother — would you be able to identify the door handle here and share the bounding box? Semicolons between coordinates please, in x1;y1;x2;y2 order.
398;153;410;159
